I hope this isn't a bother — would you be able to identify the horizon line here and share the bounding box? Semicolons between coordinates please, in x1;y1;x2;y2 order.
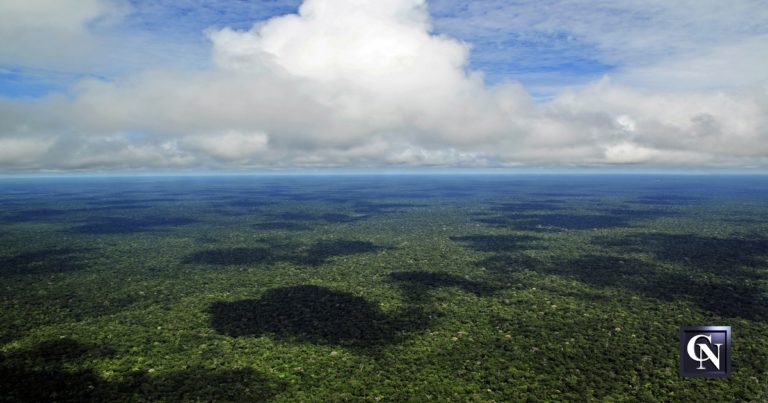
2;167;768;179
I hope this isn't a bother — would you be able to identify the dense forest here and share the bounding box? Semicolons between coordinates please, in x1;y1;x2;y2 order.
1;175;766;401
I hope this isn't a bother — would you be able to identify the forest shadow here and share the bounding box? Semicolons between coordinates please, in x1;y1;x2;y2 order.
183;247;272;266
300;240;382;265
274;212;315;221
473;207;678;232
388;271;496;301
488;213;627;231
183;239;385;267
1;338;115;364
490;201;564;212
318;213;368;223
195;234;219;244
69;216;197;234
450;234;540;253
221;198;270;208
253;222;312;231
352;202;425;214
0;339;283;402
631;194;702;205
3;205;161;224
2;208;68;223
595;233;768;274
528;191;596;198
209;285;430;349
87;197;179;206
0;248;91;277
209;198;271;216
80;205;152;212
269;211;369;224
547;255;768;320
475;254;545;275
475;251;768;320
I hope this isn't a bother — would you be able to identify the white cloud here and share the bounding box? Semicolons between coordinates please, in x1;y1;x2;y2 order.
603;142;657;164
615;115;636;133
0;137;54;167
430;0;768;92
616;36;768;91
0;0;767;171
0;0;128;69
182;130;269;161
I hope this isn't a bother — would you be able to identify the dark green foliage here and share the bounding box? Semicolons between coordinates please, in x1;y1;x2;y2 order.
475;254;543;274
474;201;680;232
275;212;316;221
1;175;767;401
184;239;383;267
450;234;539;253
185;247;272;266
317;213;366;223
0;339;283;402
353;202;424;213
389;271;496;300
87;198;180;206
222;198;270;208
491;201;563;212
476;212;641;231
301;240;381;265
597;233;768;270
270;211;366;224
69;216;197;234
545;255;767;320
210;285;429;347
253;221;311;230
633;194;702;205
3;208;68;222
0;248;90;277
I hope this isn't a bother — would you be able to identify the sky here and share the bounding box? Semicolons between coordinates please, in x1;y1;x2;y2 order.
0;0;767;172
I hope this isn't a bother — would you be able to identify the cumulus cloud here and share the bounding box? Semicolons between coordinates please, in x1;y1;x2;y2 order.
0;0;767;171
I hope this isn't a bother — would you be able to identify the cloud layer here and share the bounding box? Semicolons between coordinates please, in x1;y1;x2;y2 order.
1;0;767;170
0;0;127;70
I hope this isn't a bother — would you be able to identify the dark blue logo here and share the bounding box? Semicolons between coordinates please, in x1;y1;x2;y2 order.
679;326;731;378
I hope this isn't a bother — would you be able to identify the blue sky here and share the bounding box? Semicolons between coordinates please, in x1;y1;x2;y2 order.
0;0;766;171
122;0;620;92
0;0;617;100
1;1;299;99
